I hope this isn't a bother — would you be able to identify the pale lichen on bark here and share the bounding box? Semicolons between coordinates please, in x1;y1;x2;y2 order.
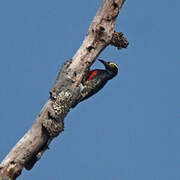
42;91;73;138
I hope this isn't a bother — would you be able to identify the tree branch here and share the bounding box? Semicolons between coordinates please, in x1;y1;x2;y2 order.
0;0;128;179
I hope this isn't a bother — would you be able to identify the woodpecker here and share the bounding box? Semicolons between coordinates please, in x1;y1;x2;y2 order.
71;59;118;108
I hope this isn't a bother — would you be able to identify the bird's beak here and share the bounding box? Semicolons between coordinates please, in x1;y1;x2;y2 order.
98;59;108;68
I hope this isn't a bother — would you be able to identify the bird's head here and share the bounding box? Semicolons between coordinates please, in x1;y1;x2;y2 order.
98;59;118;78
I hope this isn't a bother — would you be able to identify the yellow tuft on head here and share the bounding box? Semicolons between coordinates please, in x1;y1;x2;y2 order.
108;62;118;69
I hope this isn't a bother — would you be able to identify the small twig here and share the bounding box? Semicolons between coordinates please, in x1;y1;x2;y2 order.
111;31;129;49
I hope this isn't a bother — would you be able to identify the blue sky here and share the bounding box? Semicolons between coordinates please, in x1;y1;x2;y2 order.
0;0;180;180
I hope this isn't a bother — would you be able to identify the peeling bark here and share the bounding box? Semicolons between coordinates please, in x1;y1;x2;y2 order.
0;0;128;179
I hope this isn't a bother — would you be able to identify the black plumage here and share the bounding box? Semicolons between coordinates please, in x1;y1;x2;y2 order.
71;59;118;108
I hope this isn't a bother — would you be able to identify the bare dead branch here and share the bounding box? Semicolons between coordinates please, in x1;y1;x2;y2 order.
0;0;128;179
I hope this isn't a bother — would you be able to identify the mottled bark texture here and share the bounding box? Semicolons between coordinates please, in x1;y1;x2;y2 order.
0;0;128;179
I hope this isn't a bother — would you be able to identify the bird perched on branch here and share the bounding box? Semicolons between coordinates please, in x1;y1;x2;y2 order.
71;59;118;108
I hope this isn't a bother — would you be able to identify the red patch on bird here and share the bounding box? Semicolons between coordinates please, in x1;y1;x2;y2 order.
87;70;98;80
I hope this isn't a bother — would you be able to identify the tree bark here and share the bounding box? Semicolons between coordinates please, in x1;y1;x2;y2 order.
0;0;128;179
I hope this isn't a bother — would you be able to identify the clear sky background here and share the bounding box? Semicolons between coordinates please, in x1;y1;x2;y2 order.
0;0;179;180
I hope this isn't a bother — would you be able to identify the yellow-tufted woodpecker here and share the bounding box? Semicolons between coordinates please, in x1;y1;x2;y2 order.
71;59;118;108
